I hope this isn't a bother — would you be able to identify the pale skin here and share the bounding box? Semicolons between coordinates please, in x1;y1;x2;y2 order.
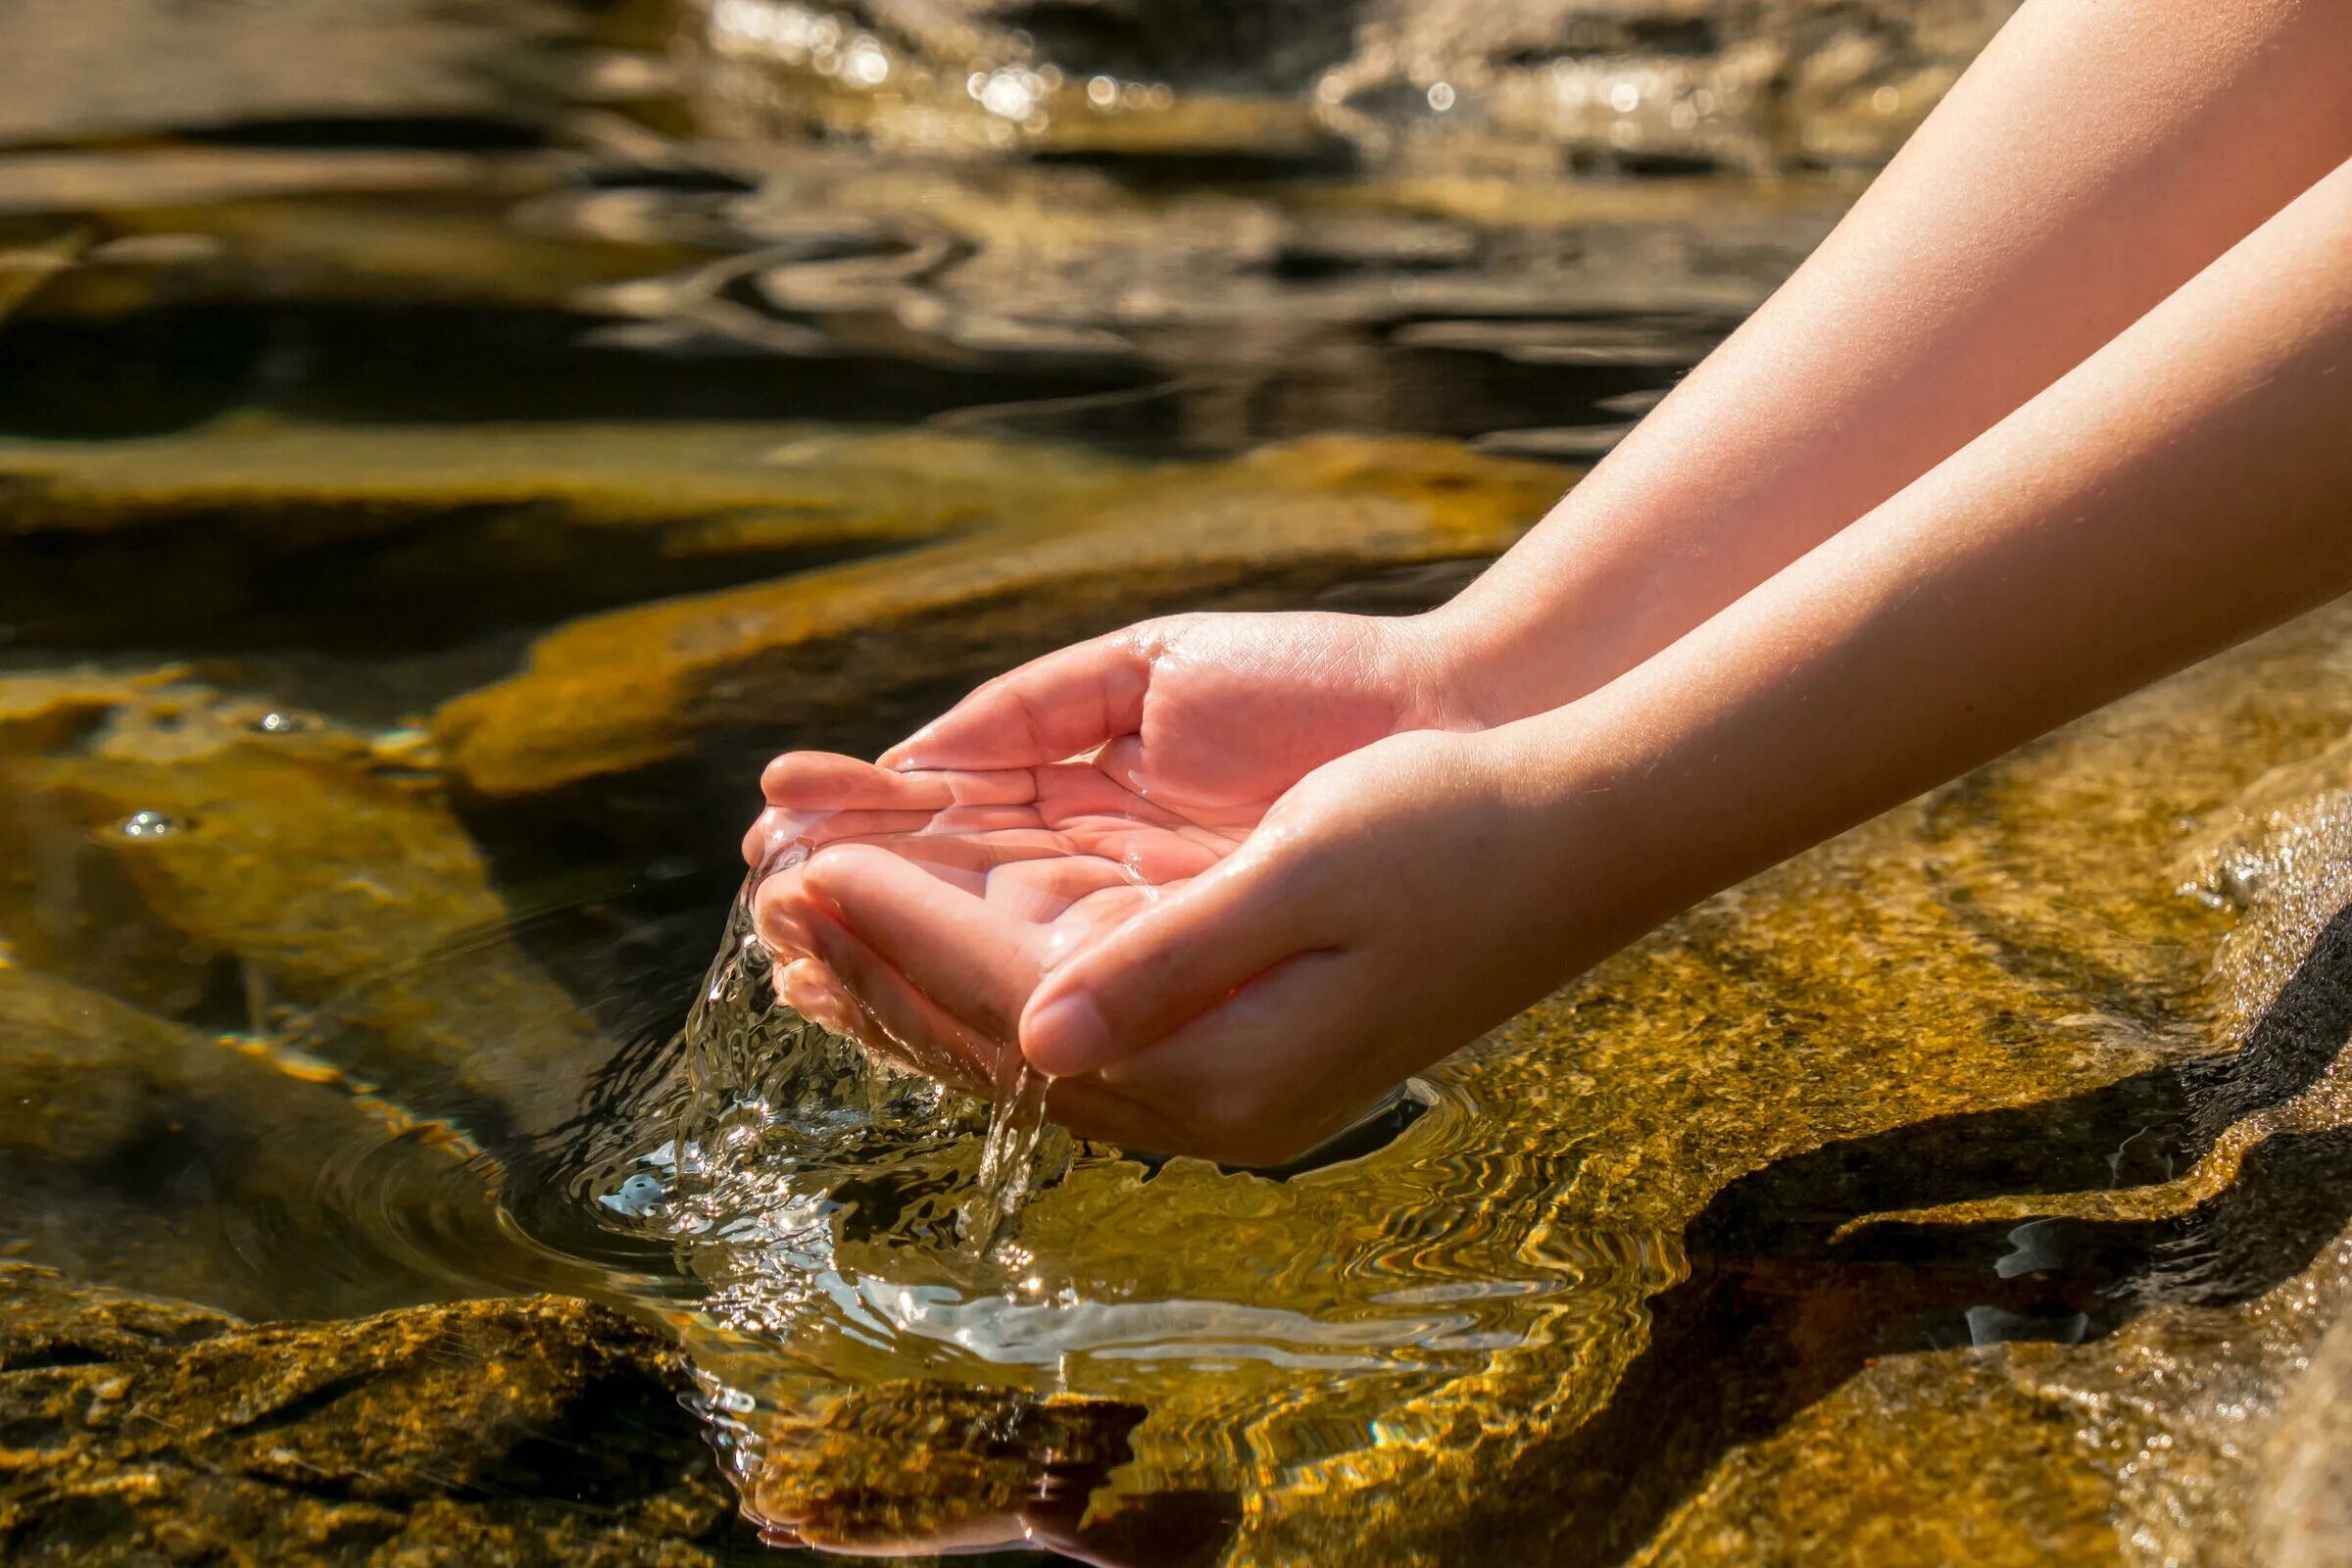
751;0;2352;1165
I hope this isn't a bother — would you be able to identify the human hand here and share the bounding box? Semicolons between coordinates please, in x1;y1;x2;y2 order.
878;610;1483;820
756;728;1591;1166
744;750;1240;1099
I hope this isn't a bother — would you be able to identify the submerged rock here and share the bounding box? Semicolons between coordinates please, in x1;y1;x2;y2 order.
0;421;1107;654
0;1264;741;1566
0;674;611;1140
843;598;2352;1568
434;433;1570;799
0;965;512;1321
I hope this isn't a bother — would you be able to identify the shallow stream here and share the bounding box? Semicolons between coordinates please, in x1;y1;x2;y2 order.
4;3;2351;1565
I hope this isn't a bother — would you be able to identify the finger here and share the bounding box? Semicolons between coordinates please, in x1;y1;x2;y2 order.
880;632;1154;771
775;956;860;1037
804;843;1045;1044
752;863;822;956
1015;847;1330;1078
1089;949;1388;1167
762;751;1038;810
804;914;1002;1095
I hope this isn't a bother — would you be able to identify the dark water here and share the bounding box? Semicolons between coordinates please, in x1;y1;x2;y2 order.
7;3;2352;1566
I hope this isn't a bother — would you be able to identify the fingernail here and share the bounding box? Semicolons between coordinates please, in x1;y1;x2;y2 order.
1022;991;1117;1075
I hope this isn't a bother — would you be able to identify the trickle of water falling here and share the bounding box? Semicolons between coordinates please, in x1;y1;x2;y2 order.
965;1057;1057;1253
666;865;1058;1261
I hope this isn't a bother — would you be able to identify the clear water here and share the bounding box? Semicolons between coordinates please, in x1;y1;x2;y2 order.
9;3;2352;1566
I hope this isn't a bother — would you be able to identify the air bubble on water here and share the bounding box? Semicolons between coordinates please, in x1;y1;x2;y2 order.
251;710;311;735
119;810;178;838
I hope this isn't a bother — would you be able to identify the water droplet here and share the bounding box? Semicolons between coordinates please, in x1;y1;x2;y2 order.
1426;80;1455;113
600;1172;667;1218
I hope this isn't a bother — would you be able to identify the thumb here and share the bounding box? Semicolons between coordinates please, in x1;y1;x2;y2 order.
1017;846;1329;1077
880;629;1154;771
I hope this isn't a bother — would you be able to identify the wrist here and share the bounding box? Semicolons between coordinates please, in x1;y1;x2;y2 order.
1390;601;1568;732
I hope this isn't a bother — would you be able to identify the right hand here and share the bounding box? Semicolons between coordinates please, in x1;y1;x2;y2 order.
876;610;1481;822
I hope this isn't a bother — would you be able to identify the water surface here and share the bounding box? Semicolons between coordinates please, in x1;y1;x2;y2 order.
5;4;2351;1566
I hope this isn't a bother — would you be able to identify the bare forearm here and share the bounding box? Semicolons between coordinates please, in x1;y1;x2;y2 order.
1511;154;2352;976
1437;0;2352;720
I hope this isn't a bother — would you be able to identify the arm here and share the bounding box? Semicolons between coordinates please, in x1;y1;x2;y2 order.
1007;153;2352;1163
881;0;2352;793
1438;0;2352;720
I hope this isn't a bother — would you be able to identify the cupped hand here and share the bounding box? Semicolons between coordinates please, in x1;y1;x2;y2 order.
746;750;1241;1099
878;610;1480;820
755;728;1597;1166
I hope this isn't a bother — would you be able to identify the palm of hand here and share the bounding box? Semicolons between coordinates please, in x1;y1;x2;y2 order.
880;612;1447;818
748;752;1250;1094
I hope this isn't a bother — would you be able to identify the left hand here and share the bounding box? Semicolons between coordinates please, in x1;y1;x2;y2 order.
755;728;1587;1166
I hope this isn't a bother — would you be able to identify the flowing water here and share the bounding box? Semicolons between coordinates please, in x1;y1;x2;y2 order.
6;2;2352;1566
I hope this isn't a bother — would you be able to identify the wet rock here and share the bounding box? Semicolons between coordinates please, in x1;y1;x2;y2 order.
0;422;1089;653
0;965;507;1320
0;149;557;220
2255;1309;2352;1568
1207;600;2352;1565
434;433;1571;799
0;1264;742;1566
1631;1352;2119;1567
0;674;610;1138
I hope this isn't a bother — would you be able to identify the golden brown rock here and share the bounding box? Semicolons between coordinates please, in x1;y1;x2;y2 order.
0;965;507;1320
434;434;1572;796
1174;601;2352;1565
0;674;608;1133
0;422;1120;651
0;1265;738;1566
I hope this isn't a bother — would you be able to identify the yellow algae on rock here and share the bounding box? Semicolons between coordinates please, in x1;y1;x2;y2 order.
0;422;1143;652
435;434;1571;797
0;1265;736;1565
1;676;606;1133
1632;1352;2121;1568
0;419;1115;544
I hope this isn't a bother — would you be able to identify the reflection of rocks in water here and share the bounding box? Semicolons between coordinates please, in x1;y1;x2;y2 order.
729;1379;1234;1563
0;5;1864;456
0;1264;747;1565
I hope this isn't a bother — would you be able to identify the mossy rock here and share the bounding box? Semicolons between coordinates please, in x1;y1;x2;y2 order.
0;673;609;1139
0;1265;745;1566
1184;601;2352;1565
